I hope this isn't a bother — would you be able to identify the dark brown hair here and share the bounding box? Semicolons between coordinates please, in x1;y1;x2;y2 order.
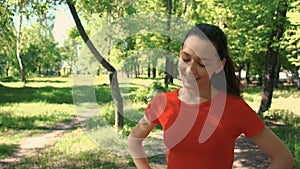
183;23;241;96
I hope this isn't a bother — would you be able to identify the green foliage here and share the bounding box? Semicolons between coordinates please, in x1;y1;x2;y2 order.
263;109;300;126
130;81;169;104
0;76;20;82
21;23;61;77
0;0;299;83
100;102;115;126
0;85;73;104
261;108;300;168
0;144;17;159
99;101;146;136
1;77;300;168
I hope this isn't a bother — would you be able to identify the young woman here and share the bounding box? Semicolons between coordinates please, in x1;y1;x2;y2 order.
128;24;294;169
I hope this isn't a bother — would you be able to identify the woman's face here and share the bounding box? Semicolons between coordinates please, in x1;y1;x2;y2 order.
178;35;225;92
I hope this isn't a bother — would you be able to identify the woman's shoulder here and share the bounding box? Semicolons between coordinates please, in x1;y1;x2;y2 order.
223;93;254;111
220;92;248;106
226;93;243;101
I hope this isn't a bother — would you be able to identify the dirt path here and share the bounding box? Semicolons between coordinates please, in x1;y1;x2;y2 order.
233;135;270;168
149;135;270;169
0;118;270;169
0;116;84;167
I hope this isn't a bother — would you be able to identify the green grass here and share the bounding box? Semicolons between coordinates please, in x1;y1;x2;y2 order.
14;128;134;169
0;76;299;168
242;87;300;168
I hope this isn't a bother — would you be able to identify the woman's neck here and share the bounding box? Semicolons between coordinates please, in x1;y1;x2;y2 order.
178;87;218;104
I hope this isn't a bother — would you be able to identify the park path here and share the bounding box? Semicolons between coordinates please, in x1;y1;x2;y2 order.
0;116;270;169
0;115;87;168
149;134;270;169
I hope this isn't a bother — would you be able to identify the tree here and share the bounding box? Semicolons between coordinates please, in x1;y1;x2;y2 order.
60;29;80;75
67;0;124;128
3;0;58;81
223;0;271;84
258;0;289;113
282;1;300;89
20;23;60;76
222;0;297;112
16;0;26;83
0;1;15;77
164;0;173;88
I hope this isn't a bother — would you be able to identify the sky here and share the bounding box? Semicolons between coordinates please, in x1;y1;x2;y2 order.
14;4;75;45
53;4;75;45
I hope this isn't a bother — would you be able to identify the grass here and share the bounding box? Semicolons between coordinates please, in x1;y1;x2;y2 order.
0;75;299;168
15;129;134;169
242;86;300;168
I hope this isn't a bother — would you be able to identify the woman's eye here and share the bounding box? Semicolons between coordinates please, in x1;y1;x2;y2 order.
198;63;206;67
182;58;190;62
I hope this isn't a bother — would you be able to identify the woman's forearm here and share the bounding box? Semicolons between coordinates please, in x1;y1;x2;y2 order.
128;136;151;168
128;117;156;168
267;153;294;169
132;158;152;169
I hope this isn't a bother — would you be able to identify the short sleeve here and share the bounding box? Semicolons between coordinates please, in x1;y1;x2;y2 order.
236;99;265;138
144;93;168;124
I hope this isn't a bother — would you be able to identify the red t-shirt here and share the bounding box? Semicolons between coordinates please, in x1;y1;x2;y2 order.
145;89;265;169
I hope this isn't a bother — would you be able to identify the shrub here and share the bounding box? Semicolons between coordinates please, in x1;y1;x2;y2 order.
130;81;169;104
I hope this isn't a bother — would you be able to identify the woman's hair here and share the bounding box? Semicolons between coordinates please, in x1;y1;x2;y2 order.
183;23;241;97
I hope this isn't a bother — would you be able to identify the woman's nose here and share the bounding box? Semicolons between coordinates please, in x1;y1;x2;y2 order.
186;61;197;76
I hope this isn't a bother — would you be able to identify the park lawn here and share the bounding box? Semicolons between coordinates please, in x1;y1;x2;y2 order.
242;87;300;116
0;76;299;168
0;77;77;160
18;128;135;169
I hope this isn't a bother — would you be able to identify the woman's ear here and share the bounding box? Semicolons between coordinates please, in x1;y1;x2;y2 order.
215;58;226;73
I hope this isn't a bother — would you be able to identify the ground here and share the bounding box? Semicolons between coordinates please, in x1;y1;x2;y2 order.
0;116;270;169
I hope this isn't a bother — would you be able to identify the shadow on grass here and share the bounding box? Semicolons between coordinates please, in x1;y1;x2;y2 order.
0;84;113;105
272;86;300;98
243;86;300;98
26;79;67;83
0;112;72;130
234;135;270;168
0;76;20;82
0;144;18;159
3;148;135;169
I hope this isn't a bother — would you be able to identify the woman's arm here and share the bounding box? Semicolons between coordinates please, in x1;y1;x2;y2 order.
251;126;294;169
128;115;157;169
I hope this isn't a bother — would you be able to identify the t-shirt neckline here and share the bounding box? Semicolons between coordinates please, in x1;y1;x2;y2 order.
175;88;222;107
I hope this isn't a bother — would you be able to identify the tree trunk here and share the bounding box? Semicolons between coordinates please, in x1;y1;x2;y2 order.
165;58;171;88
274;54;281;88
147;62;151;78
258;50;278;113
183;0;188;15
245;62;250;84
164;0;173;88
16;0;26;84
152;67;156;78
258;0;287;114
5;60;9;77
296;67;300;90
67;1;123;128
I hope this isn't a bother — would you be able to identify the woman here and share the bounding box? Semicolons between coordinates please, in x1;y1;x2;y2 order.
128;24;294;169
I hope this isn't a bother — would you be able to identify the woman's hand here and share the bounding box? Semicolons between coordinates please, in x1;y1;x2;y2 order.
128;115;157;169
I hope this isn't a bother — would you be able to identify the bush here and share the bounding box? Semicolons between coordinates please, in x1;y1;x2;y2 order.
0;76;19;82
130;81;169;104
